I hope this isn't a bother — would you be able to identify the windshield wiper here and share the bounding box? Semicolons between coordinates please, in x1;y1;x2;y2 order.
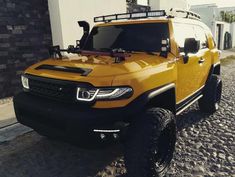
49;45;131;61
98;48;132;54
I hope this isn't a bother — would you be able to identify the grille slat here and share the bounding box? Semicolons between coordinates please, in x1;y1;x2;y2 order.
29;78;76;102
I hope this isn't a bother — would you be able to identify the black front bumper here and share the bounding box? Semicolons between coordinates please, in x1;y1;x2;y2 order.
14;92;139;142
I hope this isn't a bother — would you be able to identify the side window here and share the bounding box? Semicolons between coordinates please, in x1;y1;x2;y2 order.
194;26;208;49
173;23;196;52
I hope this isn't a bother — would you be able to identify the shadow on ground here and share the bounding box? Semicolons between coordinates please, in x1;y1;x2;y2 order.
0;133;125;177
176;106;209;131
0;106;208;177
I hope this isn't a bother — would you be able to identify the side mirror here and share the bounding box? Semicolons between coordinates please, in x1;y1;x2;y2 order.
183;38;200;64
78;21;90;49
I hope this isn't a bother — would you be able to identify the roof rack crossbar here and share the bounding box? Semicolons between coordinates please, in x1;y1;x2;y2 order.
93;9;201;23
94;10;166;23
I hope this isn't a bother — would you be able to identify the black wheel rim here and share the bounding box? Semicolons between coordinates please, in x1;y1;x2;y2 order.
153;121;176;173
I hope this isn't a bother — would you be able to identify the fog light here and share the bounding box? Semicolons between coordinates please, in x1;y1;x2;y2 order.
113;133;119;139
21;75;29;89
100;133;106;140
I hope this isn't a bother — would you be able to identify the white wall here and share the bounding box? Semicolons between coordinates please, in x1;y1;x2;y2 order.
149;0;160;10
191;5;218;37
48;0;64;47
149;0;189;10
137;0;148;6
231;22;235;47
48;0;126;49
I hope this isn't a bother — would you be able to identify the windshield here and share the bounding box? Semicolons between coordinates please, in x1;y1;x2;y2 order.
83;23;169;53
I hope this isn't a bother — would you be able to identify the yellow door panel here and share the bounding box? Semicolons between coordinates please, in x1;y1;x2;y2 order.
176;55;200;102
196;49;212;88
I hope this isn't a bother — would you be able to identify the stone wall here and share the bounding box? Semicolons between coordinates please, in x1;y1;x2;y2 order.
0;0;52;98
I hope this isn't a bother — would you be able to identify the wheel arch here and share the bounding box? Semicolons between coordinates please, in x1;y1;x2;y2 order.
213;63;221;75
146;84;176;114
206;63;221;85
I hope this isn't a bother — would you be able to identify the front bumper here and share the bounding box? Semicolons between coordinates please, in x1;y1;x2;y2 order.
14;92;139;142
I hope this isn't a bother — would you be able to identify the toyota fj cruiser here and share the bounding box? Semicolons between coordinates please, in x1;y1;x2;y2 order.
14;9;222;177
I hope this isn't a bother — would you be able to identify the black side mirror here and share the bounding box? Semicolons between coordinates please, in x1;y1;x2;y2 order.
183;38;200;64
78;21;90;49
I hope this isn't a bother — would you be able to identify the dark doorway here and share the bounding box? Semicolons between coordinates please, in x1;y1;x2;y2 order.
216;24;222;49
224;32;232;50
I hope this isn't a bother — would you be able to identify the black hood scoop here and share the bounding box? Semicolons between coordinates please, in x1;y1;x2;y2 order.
35;65;92;76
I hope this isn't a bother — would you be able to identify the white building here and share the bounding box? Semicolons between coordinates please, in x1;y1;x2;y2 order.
48;0;126;49
149;0;190;11
191;4;235;49
47;0;191;48
50;0;233;50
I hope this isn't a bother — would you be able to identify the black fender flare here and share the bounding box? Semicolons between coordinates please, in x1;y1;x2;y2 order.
206;62;221;85
127;83;176;115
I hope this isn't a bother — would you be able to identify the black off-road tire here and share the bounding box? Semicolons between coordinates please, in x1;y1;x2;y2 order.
199;74;222;114
124;108;176;177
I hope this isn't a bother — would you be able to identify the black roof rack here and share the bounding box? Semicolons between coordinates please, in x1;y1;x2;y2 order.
94;10;166;23
94;9;201;23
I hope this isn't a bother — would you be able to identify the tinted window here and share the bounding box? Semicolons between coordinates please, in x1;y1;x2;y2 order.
83;23;169;52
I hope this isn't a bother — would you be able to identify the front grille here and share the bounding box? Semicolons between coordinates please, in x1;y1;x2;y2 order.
28;77;77;102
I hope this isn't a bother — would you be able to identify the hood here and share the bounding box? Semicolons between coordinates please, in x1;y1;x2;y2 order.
25;53;168;86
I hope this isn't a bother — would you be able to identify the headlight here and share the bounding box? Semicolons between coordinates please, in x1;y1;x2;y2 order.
21;75;29;89
76;87;133;102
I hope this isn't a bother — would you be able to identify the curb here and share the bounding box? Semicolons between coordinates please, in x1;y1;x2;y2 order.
0;118;17;129
0;123;33;143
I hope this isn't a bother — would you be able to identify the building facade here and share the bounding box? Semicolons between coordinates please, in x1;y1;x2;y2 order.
48;0;126;49
0;0;127;98
191;4;235;50
149;0;189;11
48;0;190;49
0;0;52;98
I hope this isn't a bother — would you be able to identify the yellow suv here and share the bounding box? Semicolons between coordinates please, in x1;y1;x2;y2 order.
14;9;222;177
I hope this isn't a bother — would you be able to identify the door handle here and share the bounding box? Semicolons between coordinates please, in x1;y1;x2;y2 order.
198;58;205;64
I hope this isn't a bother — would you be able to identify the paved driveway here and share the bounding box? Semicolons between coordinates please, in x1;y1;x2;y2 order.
220;48;235;59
